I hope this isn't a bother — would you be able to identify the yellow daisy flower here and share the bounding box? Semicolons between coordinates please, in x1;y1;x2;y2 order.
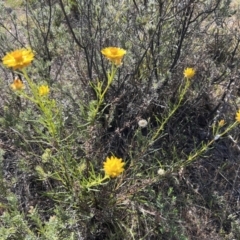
183;68;195;79
10;78;25;91
101;47;126;65
2;48;34;70
235;110;240;123
38;85;50;96
103;156;125;178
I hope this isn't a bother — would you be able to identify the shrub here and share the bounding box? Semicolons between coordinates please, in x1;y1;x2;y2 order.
0;0;240;239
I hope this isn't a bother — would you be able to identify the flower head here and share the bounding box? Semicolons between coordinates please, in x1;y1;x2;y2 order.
138;119;148;128
103;156;125;178
236;110;240;123
157;168;166;176
2;48;34;70
38;85;50;96
218;119;225;127
101;47;126;65
10;78;24;91
183;68;195;79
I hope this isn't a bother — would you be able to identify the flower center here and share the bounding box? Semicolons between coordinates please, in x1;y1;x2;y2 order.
110;49;118;56
13;51;24;62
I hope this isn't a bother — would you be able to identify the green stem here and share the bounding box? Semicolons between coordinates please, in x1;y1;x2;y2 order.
151;78;190;144
21;68;38;99
22;68;58;138
185;121;238;165
85;175;109;189
91;64;117;124
17;91;37;104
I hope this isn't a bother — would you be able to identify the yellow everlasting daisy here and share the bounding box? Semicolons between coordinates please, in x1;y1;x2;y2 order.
101;47;126;65
10;78;24;91
103;156;125;178
38;85;50;96
2;48;34;70
235;110;240;123
183;68;195;79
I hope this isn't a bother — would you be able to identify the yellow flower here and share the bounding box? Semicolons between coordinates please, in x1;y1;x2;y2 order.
218;119;225;127
101;47;126;65
38;85;50;96
10;78;25;91
183;68;195;79
235;110;240;123
103;156;125;178
2;48;34;70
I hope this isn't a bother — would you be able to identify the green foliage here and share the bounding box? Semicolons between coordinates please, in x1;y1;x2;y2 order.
153;188;187;239
0;0;240;239
0;193;34;239
0;193;76;239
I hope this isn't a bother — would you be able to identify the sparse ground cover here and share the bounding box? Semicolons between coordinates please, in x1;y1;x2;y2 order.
0;0;240;239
